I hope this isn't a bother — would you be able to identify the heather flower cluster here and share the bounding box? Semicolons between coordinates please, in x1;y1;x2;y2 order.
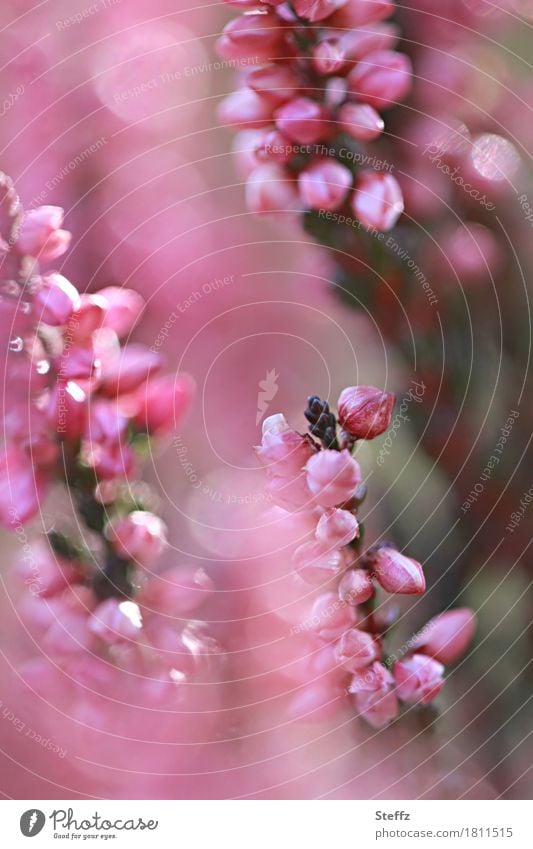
218;0;410;228
0;173;219;697
256;385;476;728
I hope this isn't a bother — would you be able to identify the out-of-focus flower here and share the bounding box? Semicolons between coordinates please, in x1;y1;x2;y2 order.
413;608;477;664
106;511;168;568
393;653;445;705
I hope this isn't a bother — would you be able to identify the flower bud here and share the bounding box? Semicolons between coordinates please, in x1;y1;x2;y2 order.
68;294;106;346
352;682;398;728
254;129;294;165
338;102;384;141
99;344;162;396
16;206;71;262
312;39;346;75
338;567;374;605
352;170;404;231
335;627;379;672
337;384;395;439
246;64;300;105
306;448;362;508
245;164;300;214
412;608;476;665
89;599;143;645
347;50;412;109
293;0;348;22
46;380;87;441
219;88;274;129
140;565;214;615
256;413;317;477
217;10;284;62
0;448;48;527
393;653;444;705
298;160;352;211
99;286;145;338
307;591;357;640
370;546;426;594
106;511;168;568
132;373;194;435
331;0;394;28
340;22;399;61
292;540;345;584
34;273;81;327
275;97;330;144
348;660;393;694
315;507;359;548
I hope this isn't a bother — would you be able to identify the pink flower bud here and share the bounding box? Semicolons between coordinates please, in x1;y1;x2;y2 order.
340;22;399;61
217;10;284;62
347;50;412;109
351;170;404;231
306;448;362;508
232;129;268;176
307;591;357;640
4;404;59;467
412;608;476;665
292;540;345;584
0;448;48;527
56;344;101;386
84;439;136;481
353;684;399;728
106;511;168;568
371;546;425;595
245;164;301;214
34;273;81;327
46;380;87;441
331;0;394;28
219;88;274;129
265;471;313;510
312;39;346;75
394;653;444;705
99;286;145;338
298;160;352;211
86;399;128;445
256;413;317;477
338;567;374;605
315;507;359;548
16;206;71;262
67;294;106;346
293;0;348;22
246;64;300;105
15;541;79;598
132;373;194;435
348;660;393;694
140;565;214;615
335;627;379;672
254;129;294;165
100;344;162;396
338;102;384;141
43;607;92;656
337;384;395;439
89;599;143;645
275;97;330;144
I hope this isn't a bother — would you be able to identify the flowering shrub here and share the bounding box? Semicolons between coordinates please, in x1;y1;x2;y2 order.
256;386;475;727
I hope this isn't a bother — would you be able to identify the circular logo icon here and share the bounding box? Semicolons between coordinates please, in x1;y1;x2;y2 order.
20;810;46;837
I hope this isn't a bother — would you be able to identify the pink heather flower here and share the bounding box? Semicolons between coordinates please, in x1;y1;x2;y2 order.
89;599;143;645
246;64;300;105
140;565;214;615
338;567;374;605
275;98;330;145
307;591;357;640
217;10;284;62
337;384;395;439
99;344;162;397
219;88;274;129
338;102;384;141
331;0;394;28
306;448;362;508
34;273;81;327
348;659;393;694
84;439;136;481
43;606;93;656
340;22;399;61
4;405;59;467
347;49;412;109
293;0;348;22
86;399;128;445
353;686;399;728
371;546;426;594
0;448;48;527
15;541;79;598
394;653;445;705
245;164;301;214
298;160;352;211
132;373;194;435
312;39;346;75
412;608;477;665
254;129;294;165
45;380;87;441
335;627;379;672
99;286;145;338
352;171;404;231
106;511;168;568
56;345;101;386
68;294;106;345
292;540;345;584
315;507;359;548
256;413;317;477
16;206;71;262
